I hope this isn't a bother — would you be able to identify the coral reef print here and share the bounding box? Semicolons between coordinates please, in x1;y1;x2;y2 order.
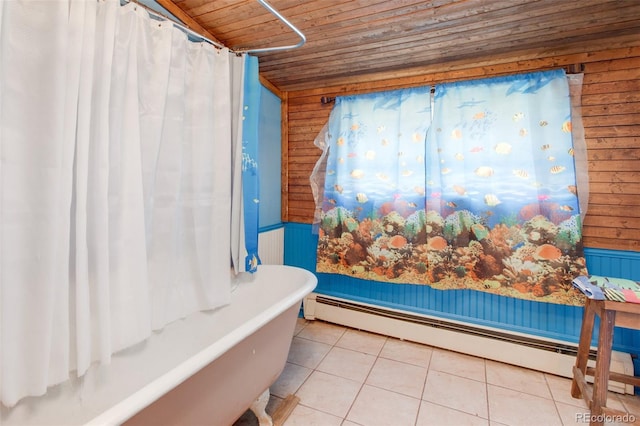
315;70;588;306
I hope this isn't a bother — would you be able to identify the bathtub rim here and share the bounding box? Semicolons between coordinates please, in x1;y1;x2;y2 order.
82;264;317;426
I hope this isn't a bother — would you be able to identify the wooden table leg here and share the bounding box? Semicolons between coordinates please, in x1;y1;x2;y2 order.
590;307;616;426
572;298;595;399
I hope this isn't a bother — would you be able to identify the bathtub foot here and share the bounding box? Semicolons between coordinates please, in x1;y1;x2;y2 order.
250;388;273;426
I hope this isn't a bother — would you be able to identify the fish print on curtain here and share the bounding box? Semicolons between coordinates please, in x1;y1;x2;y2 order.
316;87;432;281
316;70;588;306
425;69;587;305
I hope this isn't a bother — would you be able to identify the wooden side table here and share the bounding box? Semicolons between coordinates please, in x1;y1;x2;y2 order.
571;298;640;426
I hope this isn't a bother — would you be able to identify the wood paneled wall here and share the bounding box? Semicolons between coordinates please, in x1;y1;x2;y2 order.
283;47;640;252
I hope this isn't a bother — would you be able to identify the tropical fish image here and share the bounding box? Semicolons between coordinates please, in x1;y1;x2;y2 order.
446;201;457;208
470;146;483;153
337;137;345;146
550;165;566;174
334;184;343;194
416;155;424;163
568;147;574;156
519;128;528;137
452;184;467;195
494;142;512;155
484;193;501;206
377;125;386;133
474;166;494;177
567;185;577;195
248;254;259;271
473;111;486;119
441;168;452;174
559;205;574;211
455;152;464;161
513;112;524;122
365;150;376;160
451;129;462;139
547;156;555;161
402;169;414;177
540;144;551;151
356;192;368;203
412;132;423;142
513;169;529;179
381;138;389;146
562;121;572;133
350;169;365;179
539;120;548;127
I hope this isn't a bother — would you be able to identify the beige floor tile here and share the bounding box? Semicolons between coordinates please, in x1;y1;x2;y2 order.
603;391;636;414
416;400;489;426
283;404;343;426
486;359;552;399
618;393;640;415
366;357;428;398
423;370;488;418
316;346;377;383
296;320;347;345
379;337;433;367
294;318;309;336
296;371;362;418
544;373;588;408
487;384;562;426
346;384;421;426
287;336;332;369
336;328;387;355
555;400;592;426
271;362;313;398
430;348;486;382
545;373;631;415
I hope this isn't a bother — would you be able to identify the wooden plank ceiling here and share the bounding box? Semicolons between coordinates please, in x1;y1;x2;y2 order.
168;0;640;91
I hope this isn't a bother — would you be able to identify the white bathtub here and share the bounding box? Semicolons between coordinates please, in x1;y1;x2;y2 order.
1;265;317;426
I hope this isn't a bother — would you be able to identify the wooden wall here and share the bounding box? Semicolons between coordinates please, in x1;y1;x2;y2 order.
283;46;640;252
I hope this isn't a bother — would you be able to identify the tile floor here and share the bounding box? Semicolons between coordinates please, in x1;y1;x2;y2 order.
235;318;640;426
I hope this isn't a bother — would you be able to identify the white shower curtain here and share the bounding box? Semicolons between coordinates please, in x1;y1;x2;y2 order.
1;0;243;407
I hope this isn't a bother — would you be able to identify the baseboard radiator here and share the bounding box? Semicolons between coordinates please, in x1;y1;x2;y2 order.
258;227;284;265
303;292;634;394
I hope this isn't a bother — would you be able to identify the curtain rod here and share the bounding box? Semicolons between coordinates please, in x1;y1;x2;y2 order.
122;0;306;55
122;0;227;49
236;0;306;54
319;66;586;104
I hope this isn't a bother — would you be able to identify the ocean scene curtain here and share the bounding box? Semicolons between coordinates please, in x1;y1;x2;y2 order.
315;70;588;306
314;87;432;278
425;69;587;305
0;0;245;407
